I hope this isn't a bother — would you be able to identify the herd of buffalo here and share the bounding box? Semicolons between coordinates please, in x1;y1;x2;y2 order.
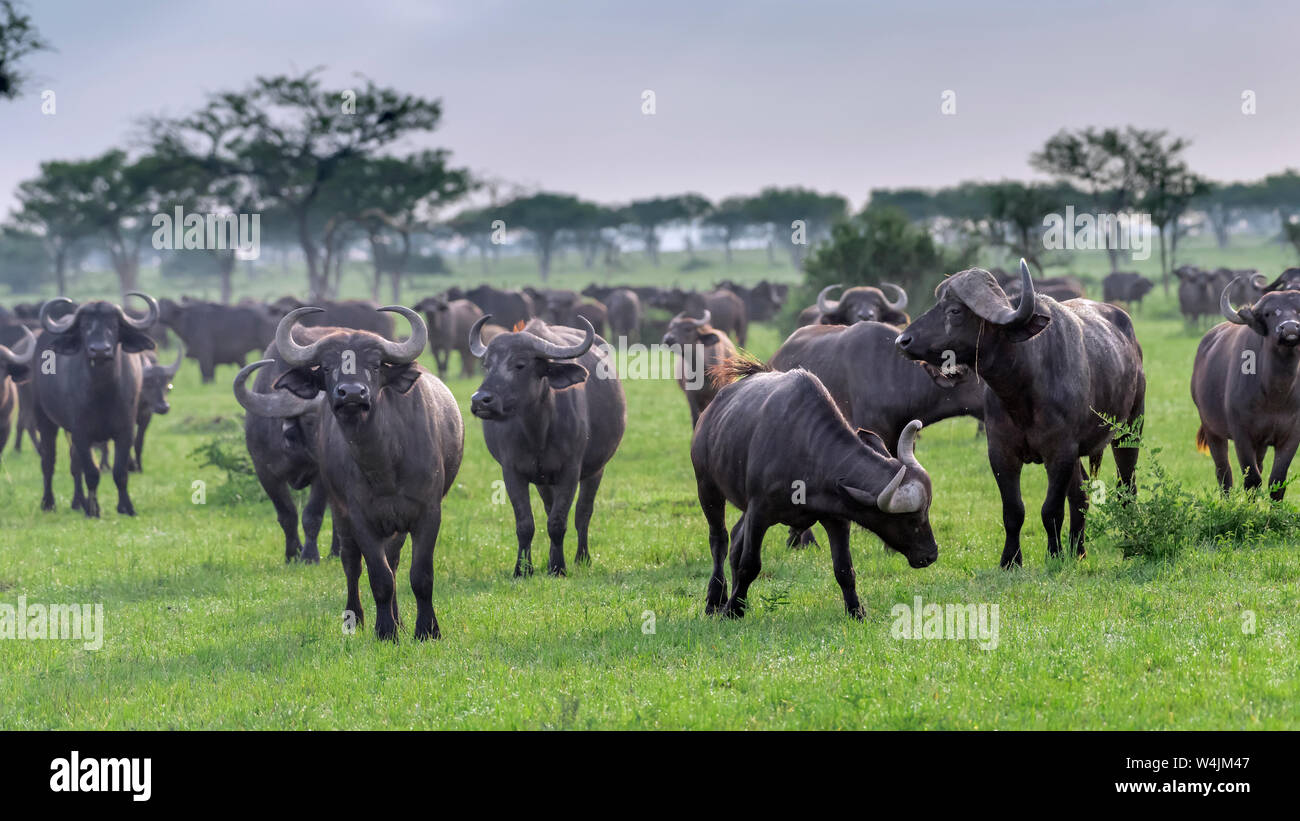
3;261;1300;637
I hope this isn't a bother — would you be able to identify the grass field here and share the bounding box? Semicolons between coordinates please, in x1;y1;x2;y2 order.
1;238;1298;729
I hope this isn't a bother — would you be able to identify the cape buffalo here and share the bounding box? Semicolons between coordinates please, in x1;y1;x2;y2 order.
266;298;396;337
0;326;35;463
414;296;485;379
464;285;535;330
1191;280;1300;499
1;320;39;454
160;298;276;383
717;280;786;322
692;360;938;619
1002;275;1086;304
603;289;642;342
662;310;737;428
897;260;1145;568
33;293;160;517
129;344;183;472
1174;266;1217;322
257;306;465;639
815;283;910;327
469;315;626;577
233;328;340;563
1102;272;1154;309
1260;267;1300;293
655;289;748;347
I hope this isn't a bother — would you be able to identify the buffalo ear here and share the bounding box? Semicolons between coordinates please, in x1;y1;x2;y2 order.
882;309;910;326
380;362;422;394
855;428;890;456
1238;308;1269;337
544;362;588;390
274;367;323;399
697;332;720;345
1002;312;1051;343
119;326;156;353
837;481;876;508
49;334;81;356
6;363;31;384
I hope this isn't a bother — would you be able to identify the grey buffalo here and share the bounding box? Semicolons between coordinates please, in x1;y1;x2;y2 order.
0;326;35;463
692;359;938;619
469;315;626;577
414;296;485;379
160;298;276;383
815;283;910;327
662;310;737;428
1102;272;1154;309
463;285;535;330
897;261;1145;568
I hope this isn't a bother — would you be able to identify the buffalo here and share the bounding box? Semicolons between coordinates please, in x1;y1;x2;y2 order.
1174;266;1217;322
1191;279;1300;499
469;315;626;576
603;288;643;342
1002;275;1086;304
266;298;396;337
1102;272;1155;309
815;283;910;327
716;280;787;321
463;285;535;330
32;293;160;517
414;296;485;379
1260;267;1300;293
160;298;276;383
897;261;1145;568
0;326;36;462
692;359;938;619
249;306;465;639
127;345;183;472
662;310;737;428
655;289;748;347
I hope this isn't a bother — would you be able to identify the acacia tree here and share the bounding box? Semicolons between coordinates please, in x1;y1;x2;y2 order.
497;192;590;280
703;196;754;265
621;195;708;266
0;0;49;100
746;187;848;270
1133;132;1208;282
11;159;98;294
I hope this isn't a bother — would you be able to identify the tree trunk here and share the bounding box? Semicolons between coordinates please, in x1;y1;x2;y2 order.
217;251;236;304
53;246;67;295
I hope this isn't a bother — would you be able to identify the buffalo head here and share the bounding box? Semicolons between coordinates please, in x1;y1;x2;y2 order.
896;259;1049;369
468;316;594;420
269;305;427;426
1221;277;1300;348
843;420;937;568
661;310;720;348
141;344;183;415
817;283;909;326
40;293;159;365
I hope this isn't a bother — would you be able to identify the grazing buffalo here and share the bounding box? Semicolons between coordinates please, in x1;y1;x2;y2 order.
469;315;626;576
1002;275;1086;304
1260;267;1300;293
259;306;464;639
662;310;737;428
266;298;396;337
1174;266;1217;322
716;280;786;321
129;345;183;472
0;326;36;462
233;328;339;563
897;260;1145;568
692;359;938;619
1191;280;1300;499
603;288;642;342
655;289;748;347
160;298;276;383
815;283;910;327
463;285;535;330
33;293;160;517
414;296;484;379
1102;272;1155;308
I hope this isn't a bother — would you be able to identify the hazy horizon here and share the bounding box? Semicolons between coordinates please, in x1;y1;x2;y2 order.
3;0;1298;217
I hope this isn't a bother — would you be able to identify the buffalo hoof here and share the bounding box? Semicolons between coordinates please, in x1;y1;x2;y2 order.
547;564;567;578
786;528;817;549
513;563;534;578
117;500;135;516
719;600;746;620
70;496;83;512
574;549;591;565
846;602;866;621
414;622;441;641
374;622;398;642
299;549;321;565
41;497;55;512
83;500;100;518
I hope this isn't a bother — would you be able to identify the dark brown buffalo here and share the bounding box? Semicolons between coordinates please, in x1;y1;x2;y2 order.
1174;266;1217;322
815;283;910;327
128;345;182;472
692;360;938;619
32;294;160;517
233;328;340;563
414;296;484;379
0;326;36;463
716;279;787;321
1002;275;1086;303
662;310;737;428
1102;272;1154;308
1191;279;1300;499
463;285;535;330
795;304;821;328
469;315;626;577
266;298;396;337
1260;267;1300;293
1;320;39;454
603;288;642;341
160;298;276;383
536;289;609;338
897;260;1145;568
248;306;464;639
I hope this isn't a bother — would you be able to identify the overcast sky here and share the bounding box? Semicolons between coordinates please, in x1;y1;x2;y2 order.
2;0;1298;217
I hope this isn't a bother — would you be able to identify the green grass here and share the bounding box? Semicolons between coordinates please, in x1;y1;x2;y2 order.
1;240;1298;729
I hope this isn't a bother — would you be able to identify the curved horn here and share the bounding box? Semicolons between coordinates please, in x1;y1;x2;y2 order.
896;419;922;469
275;307;327;366
163;341;184;377
691;309;712;328
524;316;595;360
233;360;320;419
1005;259;1037;326
376;305;427;364
468;314;493;358
0;325;36;365
1220;277;1250;325
881;282;908;312
120;292;159;330
817;284;842;315
40;298;77;334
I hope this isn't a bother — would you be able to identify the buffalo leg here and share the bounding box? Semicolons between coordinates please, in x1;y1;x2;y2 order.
69;445;85;511
1041;456;1076;558
1067;460;1088;558
35;406;57;511
697;477;729;614
1203;433;1233;494
384;534;404;627
722;510;769;619
544;477;579;576
1266;440;1299;501
254;464;302;562
408;510;443;640
989;450;1025;569
574;469;604;564
822;517;863;618
337;517;364;631
132;416;149;472
356;530;398;640
112;430;135;515
300;481;328;563
1232;434;1264;493
503;470;536;577
433;348;449;379
70;434;101;518
786;526;817;549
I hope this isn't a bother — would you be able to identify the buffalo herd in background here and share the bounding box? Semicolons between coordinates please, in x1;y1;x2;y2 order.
3;261;1300;637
